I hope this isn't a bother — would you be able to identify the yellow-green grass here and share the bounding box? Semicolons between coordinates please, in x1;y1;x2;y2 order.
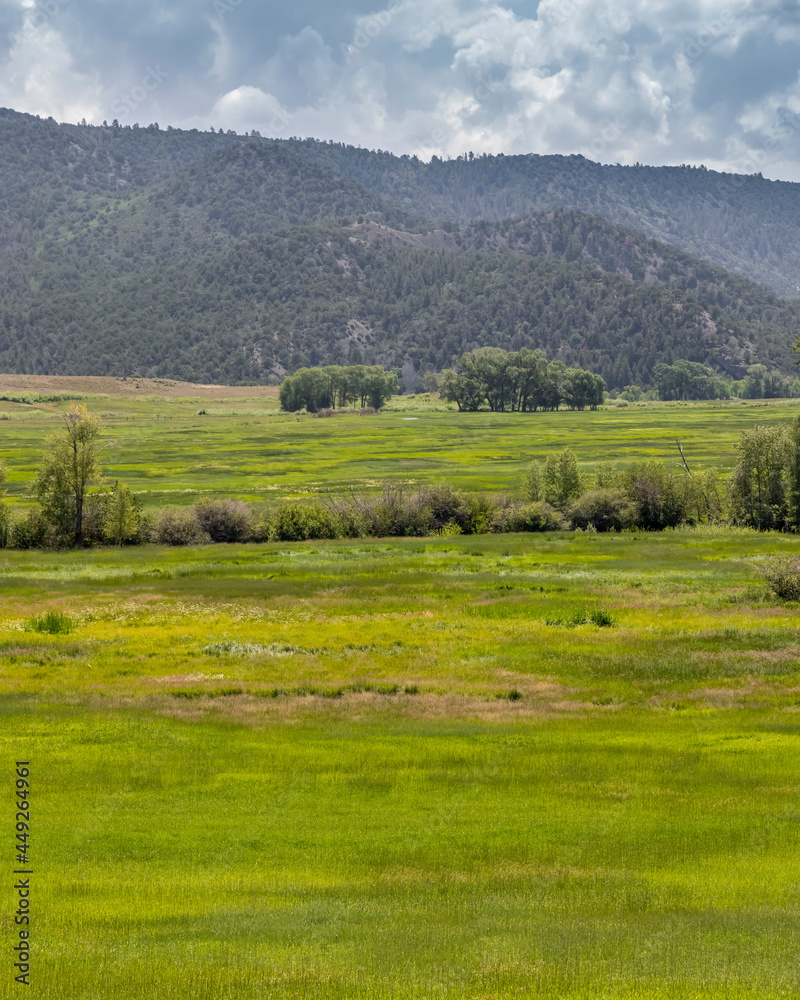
1;706;798;999
1;530;799;705
2;532;800;996
0;394;798;506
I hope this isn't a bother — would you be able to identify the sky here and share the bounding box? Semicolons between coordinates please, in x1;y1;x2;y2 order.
1;0;800;179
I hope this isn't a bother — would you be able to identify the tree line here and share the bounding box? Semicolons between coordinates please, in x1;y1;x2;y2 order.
279;365;398;412
646;360;800;402
431;347;605;412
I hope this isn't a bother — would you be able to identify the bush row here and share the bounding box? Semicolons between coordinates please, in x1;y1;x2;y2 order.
3;413;800;548
0;488;567;549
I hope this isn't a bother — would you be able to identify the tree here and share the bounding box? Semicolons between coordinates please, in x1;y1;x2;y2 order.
438;369;484;411
522;460;543;502
35;405;104;546
362;367;398;409
103;481;140;545
0;459;8;548
544;450;582;509
728;424;792;530
786;415;800;531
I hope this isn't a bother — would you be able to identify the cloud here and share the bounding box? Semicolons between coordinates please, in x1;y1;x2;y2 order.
1;0;800;178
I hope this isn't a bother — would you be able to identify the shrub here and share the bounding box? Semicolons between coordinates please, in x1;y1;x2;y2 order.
10;509;54;549
193;498;253;543
400;484;479;536
136;512;156;545
504;501;564;533
270;502;341;541
759;556;800;601
0;502;9;548
153;509;211;546
622;462;690;530
568;489;631;532
414;484;467;529
346;486;409;537
545;608;616;627
461;493;495;534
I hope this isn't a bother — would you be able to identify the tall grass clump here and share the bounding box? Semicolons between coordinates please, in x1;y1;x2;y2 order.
25;610;74;634
546;607;616;627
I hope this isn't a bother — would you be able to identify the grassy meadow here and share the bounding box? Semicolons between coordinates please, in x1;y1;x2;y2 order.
2;387;800;998
0;390;798;505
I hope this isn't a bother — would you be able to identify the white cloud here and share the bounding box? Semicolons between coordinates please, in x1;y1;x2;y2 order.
208;86;289;132
3;16;103;123
2;0;800;177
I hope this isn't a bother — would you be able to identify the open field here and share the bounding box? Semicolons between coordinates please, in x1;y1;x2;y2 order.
2;383;800;998
0;381;798;505
2;531;800;998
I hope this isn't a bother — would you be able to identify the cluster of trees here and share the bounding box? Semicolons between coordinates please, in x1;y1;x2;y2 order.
651;360;800;402
652;360;733;401
433;348;605;411
737;364;800;400
618;362;800;403
279;365;398;412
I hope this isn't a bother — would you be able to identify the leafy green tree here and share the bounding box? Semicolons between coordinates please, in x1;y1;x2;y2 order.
786;415;800;531
544;450;582;509
35;404;104;546
563;368;605;410
103;481;140;545
438;369;484;411
362;367;398;409
0;459;9;548
729;424;792;530
522;460;543;502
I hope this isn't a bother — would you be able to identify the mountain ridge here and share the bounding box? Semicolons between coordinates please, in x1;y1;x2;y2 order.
1;108;799;387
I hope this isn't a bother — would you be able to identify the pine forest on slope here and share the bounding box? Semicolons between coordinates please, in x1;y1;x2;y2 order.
1;107;799;388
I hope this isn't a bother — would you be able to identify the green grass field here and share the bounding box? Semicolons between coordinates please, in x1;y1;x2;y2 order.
2;529;800;999
1;393;798;505
2;392;800;998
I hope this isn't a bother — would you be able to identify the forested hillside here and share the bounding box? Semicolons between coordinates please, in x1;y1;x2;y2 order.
2;107;800;387
298;140;800;298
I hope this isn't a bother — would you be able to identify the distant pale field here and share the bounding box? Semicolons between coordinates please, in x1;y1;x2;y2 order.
0;383;797;505
1;532;800;998
0;372;280;398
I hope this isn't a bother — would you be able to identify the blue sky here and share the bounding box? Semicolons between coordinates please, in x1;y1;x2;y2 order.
2;0;800;178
